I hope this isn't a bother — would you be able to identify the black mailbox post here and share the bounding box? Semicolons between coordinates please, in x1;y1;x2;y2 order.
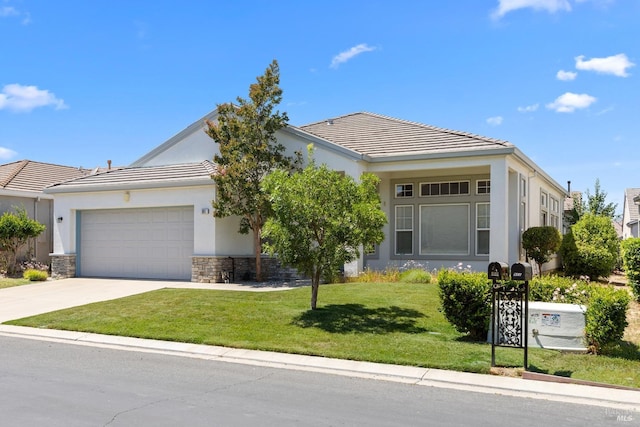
489;261;530;370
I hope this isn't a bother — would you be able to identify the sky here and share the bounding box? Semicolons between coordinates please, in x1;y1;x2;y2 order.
1;0;638;213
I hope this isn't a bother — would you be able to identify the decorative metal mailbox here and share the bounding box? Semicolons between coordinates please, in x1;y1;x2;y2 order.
489;261;530;370
487;262;509;281
511;262;533;281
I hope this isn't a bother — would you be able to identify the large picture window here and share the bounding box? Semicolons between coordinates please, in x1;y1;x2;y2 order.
395;205;413;255
476;203;490;255
419;204;469;255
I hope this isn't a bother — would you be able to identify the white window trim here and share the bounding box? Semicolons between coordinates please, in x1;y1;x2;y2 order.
419;180;470;197
395;205;414;255
476;202;490;256
476;180;491;195
395;183;414;199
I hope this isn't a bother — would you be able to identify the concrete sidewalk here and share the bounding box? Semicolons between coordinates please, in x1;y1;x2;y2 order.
1;278;638;411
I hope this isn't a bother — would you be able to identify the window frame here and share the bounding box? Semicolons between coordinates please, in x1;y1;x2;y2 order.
395;183;414;199
394;205;414;255
476;180;491;195
476;202;490;256
418;203;470;256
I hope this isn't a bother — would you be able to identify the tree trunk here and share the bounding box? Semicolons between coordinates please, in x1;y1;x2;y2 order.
253;227;262;282
310;270;321;310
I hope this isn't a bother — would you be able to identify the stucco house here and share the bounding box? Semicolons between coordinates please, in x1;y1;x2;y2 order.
622;188;640;239
45;111;567;281
0;160;90;265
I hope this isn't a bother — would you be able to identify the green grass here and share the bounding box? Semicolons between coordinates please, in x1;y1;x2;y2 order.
0;277;31;289
6;282;640;388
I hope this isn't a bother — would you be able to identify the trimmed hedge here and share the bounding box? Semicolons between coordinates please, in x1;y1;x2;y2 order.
621;237;640;301
438;272;630;353
437;269;491;341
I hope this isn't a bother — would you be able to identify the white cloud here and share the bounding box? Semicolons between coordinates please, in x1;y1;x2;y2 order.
0;147;17;160
1;4;30;24
330;44;376;69
486;116;504;126
575;54;635;77
492;0;571;19
517;103;539;113
556;70;577;81
0;84;68;113
546;92;596;113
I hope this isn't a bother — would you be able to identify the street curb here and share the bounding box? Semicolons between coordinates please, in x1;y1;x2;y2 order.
1;324;638;411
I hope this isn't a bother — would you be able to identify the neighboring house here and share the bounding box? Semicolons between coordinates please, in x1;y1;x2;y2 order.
45;111;568;282
0;160;91;265
622;188;640;239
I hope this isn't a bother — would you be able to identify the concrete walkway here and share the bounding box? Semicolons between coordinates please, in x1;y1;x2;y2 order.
1;278;638;411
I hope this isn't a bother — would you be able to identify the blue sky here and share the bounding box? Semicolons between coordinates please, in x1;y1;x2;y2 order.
1;0;637;212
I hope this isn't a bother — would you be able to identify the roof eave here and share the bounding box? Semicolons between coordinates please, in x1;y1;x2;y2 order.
0;188;54;199
44;178;215;194
365;146;516;163
512;148;569;196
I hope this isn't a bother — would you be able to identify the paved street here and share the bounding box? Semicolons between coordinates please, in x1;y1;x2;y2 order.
2;336;634;427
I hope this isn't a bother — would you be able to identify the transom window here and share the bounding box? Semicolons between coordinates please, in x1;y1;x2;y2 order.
477;180;491;194
395;183;413;198
420;181;470;196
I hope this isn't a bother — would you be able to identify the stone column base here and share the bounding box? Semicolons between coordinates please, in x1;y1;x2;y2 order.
50;254;76;279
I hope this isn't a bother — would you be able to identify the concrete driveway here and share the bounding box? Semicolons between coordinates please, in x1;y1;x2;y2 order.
0;277;303;323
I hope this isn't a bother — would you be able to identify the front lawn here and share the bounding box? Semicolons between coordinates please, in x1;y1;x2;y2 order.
6;282;639;388
0;277;31;289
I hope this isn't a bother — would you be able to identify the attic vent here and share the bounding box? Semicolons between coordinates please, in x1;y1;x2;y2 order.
326;119;334;125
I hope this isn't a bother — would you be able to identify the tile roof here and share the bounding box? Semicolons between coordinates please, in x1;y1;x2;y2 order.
298;112;513;159
46;161;217;192
0;160;89;193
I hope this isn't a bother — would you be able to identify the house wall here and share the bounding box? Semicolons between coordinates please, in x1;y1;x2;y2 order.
0;195;52;265
51;184;253;258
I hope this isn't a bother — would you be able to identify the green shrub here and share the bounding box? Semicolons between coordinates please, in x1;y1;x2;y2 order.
437;269;491;341
399;268;431;284
621;238;640;301
584;286;630;354
23;268;48;281
529;275;591;305
560;214;619;280
522;226;561;275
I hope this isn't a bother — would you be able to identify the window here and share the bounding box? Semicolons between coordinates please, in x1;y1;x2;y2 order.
395;205;413;255
395;183;413;198
420;181;470;196
420;204;469;255
540;191;548;226
477;180;491;194
520;177;527;198
476;203;490;255
550;196;560;229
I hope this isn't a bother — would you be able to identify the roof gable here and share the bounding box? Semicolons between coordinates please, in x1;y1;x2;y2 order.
0;160;89;193
299;112;513;159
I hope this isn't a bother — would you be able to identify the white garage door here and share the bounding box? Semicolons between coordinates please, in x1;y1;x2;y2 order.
79;207;194;280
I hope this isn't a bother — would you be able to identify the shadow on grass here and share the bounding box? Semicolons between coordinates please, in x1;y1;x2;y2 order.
602;341;640;361
528;365;574;378
293;304;427;334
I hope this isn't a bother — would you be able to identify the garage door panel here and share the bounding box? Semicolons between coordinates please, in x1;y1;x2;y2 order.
80;207;194;280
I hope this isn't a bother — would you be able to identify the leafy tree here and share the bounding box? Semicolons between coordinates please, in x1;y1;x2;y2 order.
0;207;46;275
559;213;619;280
566;179;617;225
205;60;300;281
521;226;561;276
262;150;386;309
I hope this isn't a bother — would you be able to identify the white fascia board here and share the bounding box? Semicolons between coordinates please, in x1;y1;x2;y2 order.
284;126;365;161
0;189;54;200
364;147;516;164
130;109;219;167
44;178;215;194
364;148;515;172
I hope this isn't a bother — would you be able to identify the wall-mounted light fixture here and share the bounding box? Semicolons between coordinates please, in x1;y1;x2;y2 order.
57;217;63;223
124;191;131;202
201;208;210;215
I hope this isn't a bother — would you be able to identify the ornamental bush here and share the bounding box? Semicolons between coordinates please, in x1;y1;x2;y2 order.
584;286;630;354
23;268;48;281
621;237;640;301
522;226;561;275
437;269;491;341
399;268;431;284
559;214;619;280
530;275;591;305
